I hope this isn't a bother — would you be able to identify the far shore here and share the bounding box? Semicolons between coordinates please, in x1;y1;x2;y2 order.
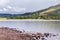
0;19;60;21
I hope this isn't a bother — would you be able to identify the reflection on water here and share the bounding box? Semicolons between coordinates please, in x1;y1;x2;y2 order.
0;21;60;33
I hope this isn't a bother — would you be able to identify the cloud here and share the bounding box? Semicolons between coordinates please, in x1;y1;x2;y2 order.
0;0;60;13
0;0;60;12
23;0;31;3
0;9;3;12
0;8;8;12
3;8;8;11
7;6;12;9
13;7;26;12
0;6;26;14
0;0;10;6
7;5;26;12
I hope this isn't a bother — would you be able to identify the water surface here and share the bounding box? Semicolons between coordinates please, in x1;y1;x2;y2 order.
0;21;60;33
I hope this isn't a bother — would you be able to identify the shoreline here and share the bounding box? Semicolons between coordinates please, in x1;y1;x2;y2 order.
0;19;60;21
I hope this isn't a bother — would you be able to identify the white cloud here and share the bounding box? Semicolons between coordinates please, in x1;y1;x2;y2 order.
0;0;60;13
0;6;26;13
49;0;58;2
23;0;31;3
54;0;58;2
0;9;3;11
7;5;26;12
13;7;26;12
3;8;7;11
0;0;10;6
7;6;12;9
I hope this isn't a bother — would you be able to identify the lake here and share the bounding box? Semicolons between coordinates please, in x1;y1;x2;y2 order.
0;21;60;33
0;21;60;40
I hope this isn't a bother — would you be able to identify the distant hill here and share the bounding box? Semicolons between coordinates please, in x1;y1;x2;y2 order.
0;4;60;19
38;4;60;19
23;4;60;19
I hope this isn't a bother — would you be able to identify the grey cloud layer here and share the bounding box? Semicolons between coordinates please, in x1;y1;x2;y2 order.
0;0;60;12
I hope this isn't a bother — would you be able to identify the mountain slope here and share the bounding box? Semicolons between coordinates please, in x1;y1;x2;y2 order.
39;4;60;16
0;4;60;19
39;4;60;19
30;4;60;19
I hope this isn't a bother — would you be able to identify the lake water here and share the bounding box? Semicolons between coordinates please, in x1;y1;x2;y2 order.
0;21;60;33
0;21;60;40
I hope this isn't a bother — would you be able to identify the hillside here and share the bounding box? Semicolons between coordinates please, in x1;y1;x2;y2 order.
38;4;60;19
8;4;60;19
0;4;60;19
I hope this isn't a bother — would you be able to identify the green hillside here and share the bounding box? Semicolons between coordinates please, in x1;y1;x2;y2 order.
7;4;60;19
38;4;60;19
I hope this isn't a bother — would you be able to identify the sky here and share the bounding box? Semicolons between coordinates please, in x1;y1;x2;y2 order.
0;0;60;14
0;21;60;33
